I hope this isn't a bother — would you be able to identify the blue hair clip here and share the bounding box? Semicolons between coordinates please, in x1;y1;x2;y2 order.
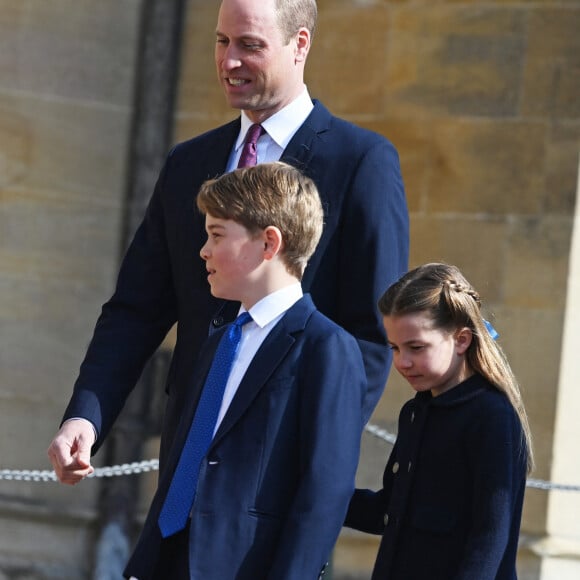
483;319;499;341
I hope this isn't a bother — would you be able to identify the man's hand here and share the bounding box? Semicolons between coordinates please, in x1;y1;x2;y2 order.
47;418;96;484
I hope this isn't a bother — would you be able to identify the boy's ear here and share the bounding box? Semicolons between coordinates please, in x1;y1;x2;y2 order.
455;327;472;354
263;226;283;260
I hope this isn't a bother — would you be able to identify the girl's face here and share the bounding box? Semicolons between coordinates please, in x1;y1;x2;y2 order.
383;312;473;397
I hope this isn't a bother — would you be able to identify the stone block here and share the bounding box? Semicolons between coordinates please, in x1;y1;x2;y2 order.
426;118;546;214
492;305;562;479
522;7;580;119
177;2;229;118
544;122;580;215
0;93;131;201
307;6;390;116
386;6;526;117
0;0;139;107
410;215;507;304
504;217;572;310
0;509;95;579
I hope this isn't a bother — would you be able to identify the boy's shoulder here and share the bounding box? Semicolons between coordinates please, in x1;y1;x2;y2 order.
290;297;358;345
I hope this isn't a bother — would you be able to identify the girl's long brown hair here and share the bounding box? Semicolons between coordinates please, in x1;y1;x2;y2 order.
379;263;534;474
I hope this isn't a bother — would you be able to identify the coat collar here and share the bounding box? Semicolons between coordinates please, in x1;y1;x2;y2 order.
415;373;491;409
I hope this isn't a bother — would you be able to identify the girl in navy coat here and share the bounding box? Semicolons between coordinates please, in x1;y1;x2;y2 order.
346;263;534;580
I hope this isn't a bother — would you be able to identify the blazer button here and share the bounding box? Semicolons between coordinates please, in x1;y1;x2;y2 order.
411;411;415;423
383;513;389;526
392;462;399;474
408;461;412;472
212;316;224;327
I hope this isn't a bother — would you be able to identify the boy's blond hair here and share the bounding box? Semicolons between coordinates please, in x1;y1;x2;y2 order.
197;162;324;280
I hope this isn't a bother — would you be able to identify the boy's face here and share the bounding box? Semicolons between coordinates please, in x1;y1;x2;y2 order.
200;214;266;305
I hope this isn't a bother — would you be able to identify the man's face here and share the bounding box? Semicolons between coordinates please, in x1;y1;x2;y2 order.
215;0;308;123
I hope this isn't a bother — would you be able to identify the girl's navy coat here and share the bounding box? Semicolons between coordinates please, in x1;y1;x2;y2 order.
345;373;527;580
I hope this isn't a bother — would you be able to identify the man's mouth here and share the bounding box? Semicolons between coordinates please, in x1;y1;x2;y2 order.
227;78;249;87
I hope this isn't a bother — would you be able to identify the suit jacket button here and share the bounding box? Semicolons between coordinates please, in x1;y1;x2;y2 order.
383;513;389;526
392;462;399;474
212;316;224;327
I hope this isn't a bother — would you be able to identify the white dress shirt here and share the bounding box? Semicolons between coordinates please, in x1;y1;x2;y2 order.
213;283;303;435
226;87;314;171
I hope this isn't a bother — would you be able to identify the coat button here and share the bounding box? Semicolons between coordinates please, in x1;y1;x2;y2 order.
408;461;412;472
212;316;224;327
383;513;389;526
411;411;415;423
392;462;399;474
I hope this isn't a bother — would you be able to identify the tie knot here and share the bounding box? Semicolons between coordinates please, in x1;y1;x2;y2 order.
234;311;253;328
244;124;264;146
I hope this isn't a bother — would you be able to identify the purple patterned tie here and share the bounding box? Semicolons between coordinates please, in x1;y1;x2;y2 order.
237;124;265;168
158;311;253;538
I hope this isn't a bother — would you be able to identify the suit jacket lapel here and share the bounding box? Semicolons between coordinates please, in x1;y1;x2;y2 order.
210;296;316;449
280;100;331;172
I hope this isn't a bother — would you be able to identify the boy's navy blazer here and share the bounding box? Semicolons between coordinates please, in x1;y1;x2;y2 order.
64;99;408;465
125;294;366;579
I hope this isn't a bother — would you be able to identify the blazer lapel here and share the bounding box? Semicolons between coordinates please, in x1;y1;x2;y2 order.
280;100;331;173
210;296;316;448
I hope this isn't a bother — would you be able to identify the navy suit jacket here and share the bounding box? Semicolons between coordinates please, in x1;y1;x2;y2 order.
125;295;366;579
63;99;408;464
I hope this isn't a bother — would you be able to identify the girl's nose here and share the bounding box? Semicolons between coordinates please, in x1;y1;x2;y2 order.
397;354;412;369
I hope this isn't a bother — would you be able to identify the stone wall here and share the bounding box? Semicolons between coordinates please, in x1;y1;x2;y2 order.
0;0;579;578
0;0;140;577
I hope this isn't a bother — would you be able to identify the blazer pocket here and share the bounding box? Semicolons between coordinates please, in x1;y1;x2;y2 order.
248;508;283;521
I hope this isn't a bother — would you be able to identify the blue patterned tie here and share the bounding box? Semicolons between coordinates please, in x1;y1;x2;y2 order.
158;311;253;538
237;124;264;168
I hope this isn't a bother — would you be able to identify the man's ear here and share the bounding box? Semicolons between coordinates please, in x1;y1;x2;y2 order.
294;27;311;63
455;327;473;355
263;226;283;260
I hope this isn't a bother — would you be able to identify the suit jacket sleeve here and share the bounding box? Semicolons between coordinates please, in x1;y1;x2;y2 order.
339;137;408;420
62;154;178;450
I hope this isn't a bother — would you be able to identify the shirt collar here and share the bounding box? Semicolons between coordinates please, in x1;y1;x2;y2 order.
241;283;303;329
235;87;313;152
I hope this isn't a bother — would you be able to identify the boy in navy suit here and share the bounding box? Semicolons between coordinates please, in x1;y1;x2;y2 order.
126;162;366;579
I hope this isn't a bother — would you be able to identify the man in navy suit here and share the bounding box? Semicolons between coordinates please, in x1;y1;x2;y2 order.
126;162;366;578
48;0;408;493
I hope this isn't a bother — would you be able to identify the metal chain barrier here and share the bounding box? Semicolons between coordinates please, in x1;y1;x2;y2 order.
1;425;579;492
